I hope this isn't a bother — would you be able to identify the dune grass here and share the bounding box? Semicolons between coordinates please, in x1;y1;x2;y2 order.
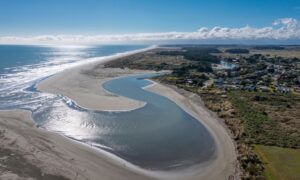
227;91;300;148
254;145;300;180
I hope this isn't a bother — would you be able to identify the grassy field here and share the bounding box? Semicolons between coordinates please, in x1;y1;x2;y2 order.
104;49;189;71
228;91;300;148
198;89;300;179
216;46;300;58
254;145;300;180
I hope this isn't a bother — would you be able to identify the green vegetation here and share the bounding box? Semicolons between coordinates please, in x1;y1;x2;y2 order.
104;50;188;71
228;91;300;148
225;48;250;54
155;47;221;87
253;46;285;50
105;47;219;87
198;89;265;179
171;83;300;179
254;145;300;180
157;47;221;64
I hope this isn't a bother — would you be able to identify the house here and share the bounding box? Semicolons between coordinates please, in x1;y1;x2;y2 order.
258;86;270;92
243;85;256;91
276;86;290;93
186;79;193;84
294;86;300;92
215;79;224;88
225;85;240;90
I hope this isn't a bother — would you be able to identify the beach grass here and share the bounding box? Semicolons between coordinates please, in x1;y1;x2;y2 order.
227;91;300;148
253;145;300;180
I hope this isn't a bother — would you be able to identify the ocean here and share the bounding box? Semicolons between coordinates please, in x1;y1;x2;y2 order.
0;45;215;170
0;45;147;109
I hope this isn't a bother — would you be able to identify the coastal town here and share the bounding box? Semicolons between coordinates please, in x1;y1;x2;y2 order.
107;46;300;94
160;47;300;94
210;51;300;94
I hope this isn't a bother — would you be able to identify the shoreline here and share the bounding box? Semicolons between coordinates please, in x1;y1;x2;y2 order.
1;48;238;179
145;80;238;179
36;48;157;111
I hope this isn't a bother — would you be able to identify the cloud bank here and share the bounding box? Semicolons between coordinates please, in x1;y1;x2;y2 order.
1;18;299;44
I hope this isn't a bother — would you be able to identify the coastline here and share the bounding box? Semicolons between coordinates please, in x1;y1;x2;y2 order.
1;47;238;179
36;46;157;112
145;80;239;179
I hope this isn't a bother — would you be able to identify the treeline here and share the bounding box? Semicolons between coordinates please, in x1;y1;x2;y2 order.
157;47;221;64
225;48;250;54
173;62;213;77
253;45;285;50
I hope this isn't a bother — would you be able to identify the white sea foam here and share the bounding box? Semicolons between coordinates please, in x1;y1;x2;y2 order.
0;45;155;109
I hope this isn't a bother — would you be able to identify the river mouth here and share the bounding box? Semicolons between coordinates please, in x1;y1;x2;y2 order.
32;73;216;170
0;45;217;170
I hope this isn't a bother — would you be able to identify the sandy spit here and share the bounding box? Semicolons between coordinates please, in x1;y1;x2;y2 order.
36;47;156;112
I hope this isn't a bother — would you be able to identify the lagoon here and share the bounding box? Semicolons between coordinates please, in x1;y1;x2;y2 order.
33;74;216;170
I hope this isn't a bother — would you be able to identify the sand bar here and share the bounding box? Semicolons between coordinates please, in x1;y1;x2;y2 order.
37;47;156;112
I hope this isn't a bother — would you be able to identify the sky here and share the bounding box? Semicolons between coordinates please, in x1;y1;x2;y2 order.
0;0;300;44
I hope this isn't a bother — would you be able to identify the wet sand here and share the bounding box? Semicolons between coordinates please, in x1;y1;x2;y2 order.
0;110;154;180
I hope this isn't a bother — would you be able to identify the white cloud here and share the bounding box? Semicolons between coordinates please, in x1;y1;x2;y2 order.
272;18;298;29
0;18;299;44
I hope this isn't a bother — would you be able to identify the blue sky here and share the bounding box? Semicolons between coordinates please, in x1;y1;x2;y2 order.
0;0;299;44
0;0;299;35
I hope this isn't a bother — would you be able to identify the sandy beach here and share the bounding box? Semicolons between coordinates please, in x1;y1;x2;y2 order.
146;81;239;179
37;47;157;112
1;49;238;180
